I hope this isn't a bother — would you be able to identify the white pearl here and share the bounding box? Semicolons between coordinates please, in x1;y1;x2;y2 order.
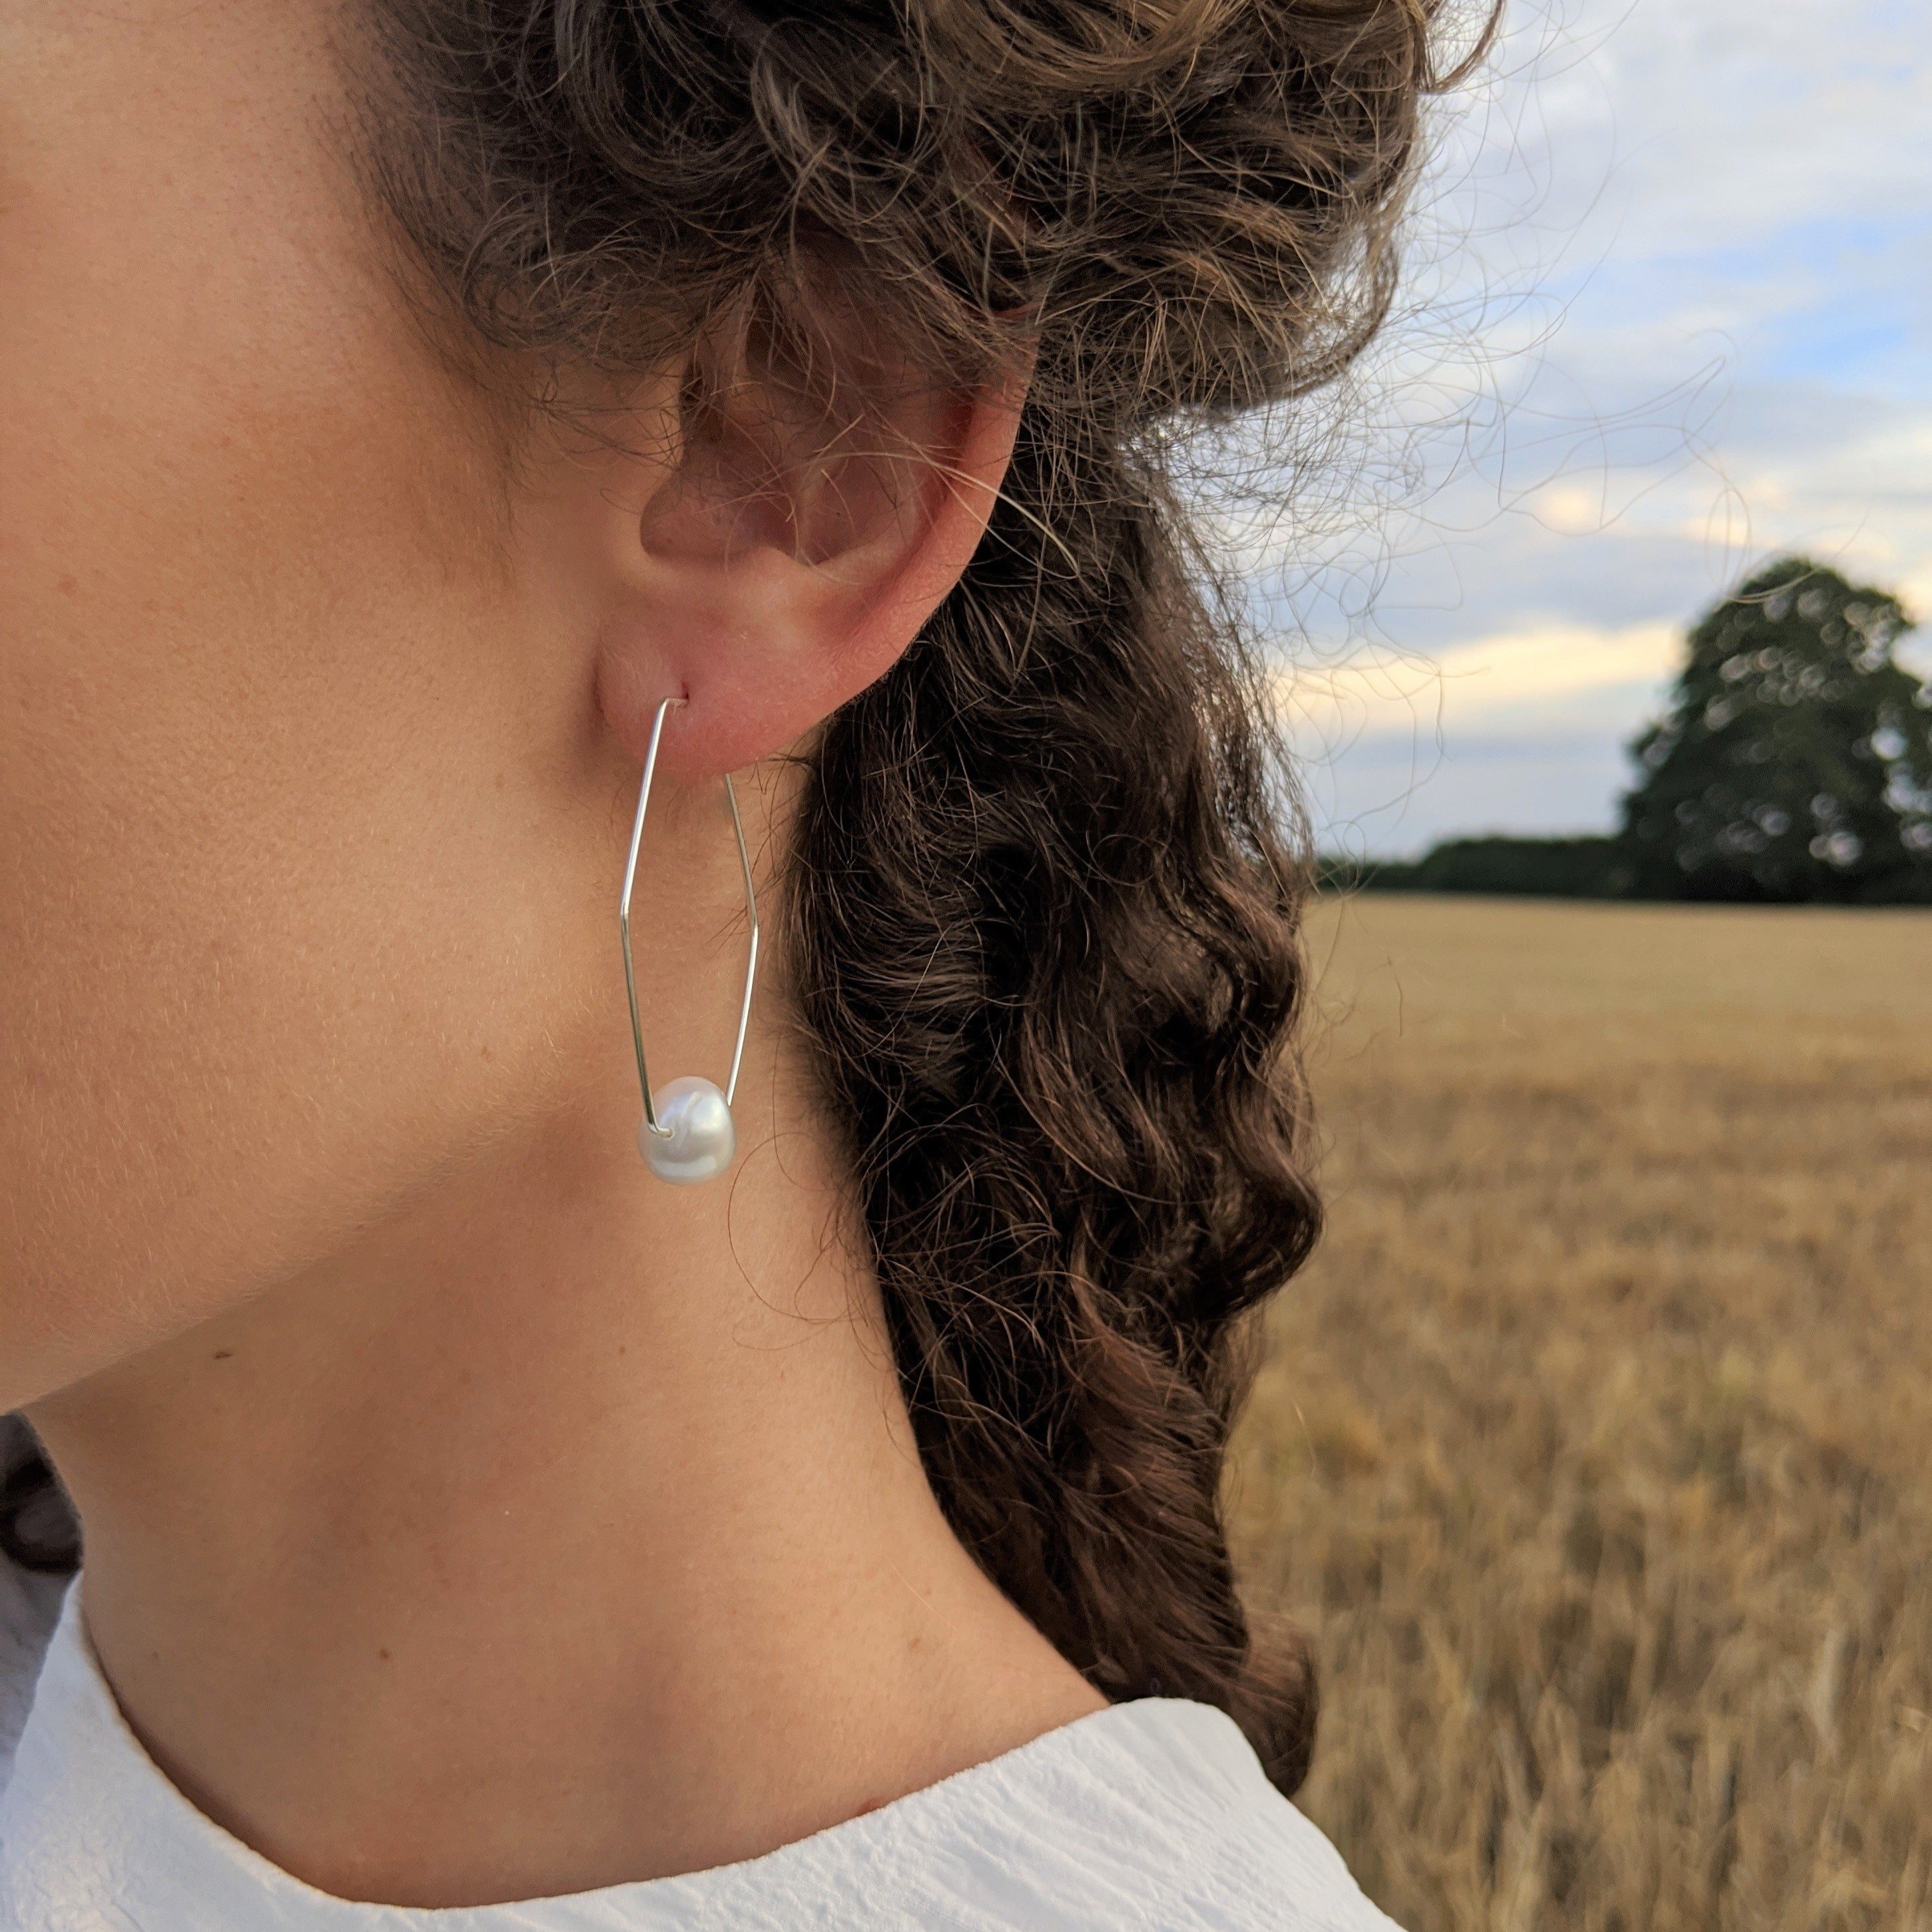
638;1075;737;1185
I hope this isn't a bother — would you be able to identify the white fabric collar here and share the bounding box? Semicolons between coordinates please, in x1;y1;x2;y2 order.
0;1578;1393;1931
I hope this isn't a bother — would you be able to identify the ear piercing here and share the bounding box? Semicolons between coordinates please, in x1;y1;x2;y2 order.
618;697;759;1185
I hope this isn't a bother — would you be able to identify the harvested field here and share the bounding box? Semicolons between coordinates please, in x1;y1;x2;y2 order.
1232;894;1932;1932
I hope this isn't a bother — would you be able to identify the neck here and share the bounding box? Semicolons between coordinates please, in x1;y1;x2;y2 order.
29;1046;1102;1907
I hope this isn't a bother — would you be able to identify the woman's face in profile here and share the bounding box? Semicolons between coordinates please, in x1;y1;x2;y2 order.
0;0;1391;1901
0;2;611;1408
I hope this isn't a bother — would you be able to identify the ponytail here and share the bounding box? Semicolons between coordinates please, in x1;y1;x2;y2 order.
791;414;1324;1779
0;1417;79;1576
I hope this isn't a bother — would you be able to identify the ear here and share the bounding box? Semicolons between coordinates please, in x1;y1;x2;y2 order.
585;332;1027;780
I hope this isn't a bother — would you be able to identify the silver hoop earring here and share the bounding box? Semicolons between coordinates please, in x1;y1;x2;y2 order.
618;697;760;1185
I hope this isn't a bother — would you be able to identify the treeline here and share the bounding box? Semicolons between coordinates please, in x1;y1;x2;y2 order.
1322;835;1932;904
1327;558;1932;906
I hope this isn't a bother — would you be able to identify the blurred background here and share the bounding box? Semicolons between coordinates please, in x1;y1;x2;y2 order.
1225;3;1932;1927
1255;0;1930;858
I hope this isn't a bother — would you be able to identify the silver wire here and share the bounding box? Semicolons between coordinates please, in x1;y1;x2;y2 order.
618;697;761;1137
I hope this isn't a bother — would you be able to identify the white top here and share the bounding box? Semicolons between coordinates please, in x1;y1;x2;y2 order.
0;1571;1398;1931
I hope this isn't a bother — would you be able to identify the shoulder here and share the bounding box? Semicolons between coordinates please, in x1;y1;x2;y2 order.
681;1698;1401;1932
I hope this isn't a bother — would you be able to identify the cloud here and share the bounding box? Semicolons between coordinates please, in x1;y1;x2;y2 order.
1280;621;1677;854
1282;620;1678;742
1228;0;1932;850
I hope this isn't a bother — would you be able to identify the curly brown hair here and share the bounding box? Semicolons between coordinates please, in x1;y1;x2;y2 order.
3;0;1488;1793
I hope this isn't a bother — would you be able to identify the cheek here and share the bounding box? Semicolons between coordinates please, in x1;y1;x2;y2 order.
0;11;599;1406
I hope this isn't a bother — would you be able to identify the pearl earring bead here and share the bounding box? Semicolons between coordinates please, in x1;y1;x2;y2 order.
639;1074;737;1185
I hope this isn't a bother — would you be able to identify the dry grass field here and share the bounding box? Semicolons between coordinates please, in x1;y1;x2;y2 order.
1231;894;1932;1932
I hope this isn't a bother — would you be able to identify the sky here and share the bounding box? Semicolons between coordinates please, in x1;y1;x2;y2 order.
1239;0;1932;858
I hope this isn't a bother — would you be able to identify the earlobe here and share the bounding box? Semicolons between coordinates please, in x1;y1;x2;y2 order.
591;366;1026;781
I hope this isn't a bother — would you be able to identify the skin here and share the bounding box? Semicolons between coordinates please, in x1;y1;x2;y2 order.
0;0;1101;1907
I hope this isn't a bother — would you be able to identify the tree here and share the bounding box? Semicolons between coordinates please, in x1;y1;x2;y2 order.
1341;836;1622;898
1620;558;1932;902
